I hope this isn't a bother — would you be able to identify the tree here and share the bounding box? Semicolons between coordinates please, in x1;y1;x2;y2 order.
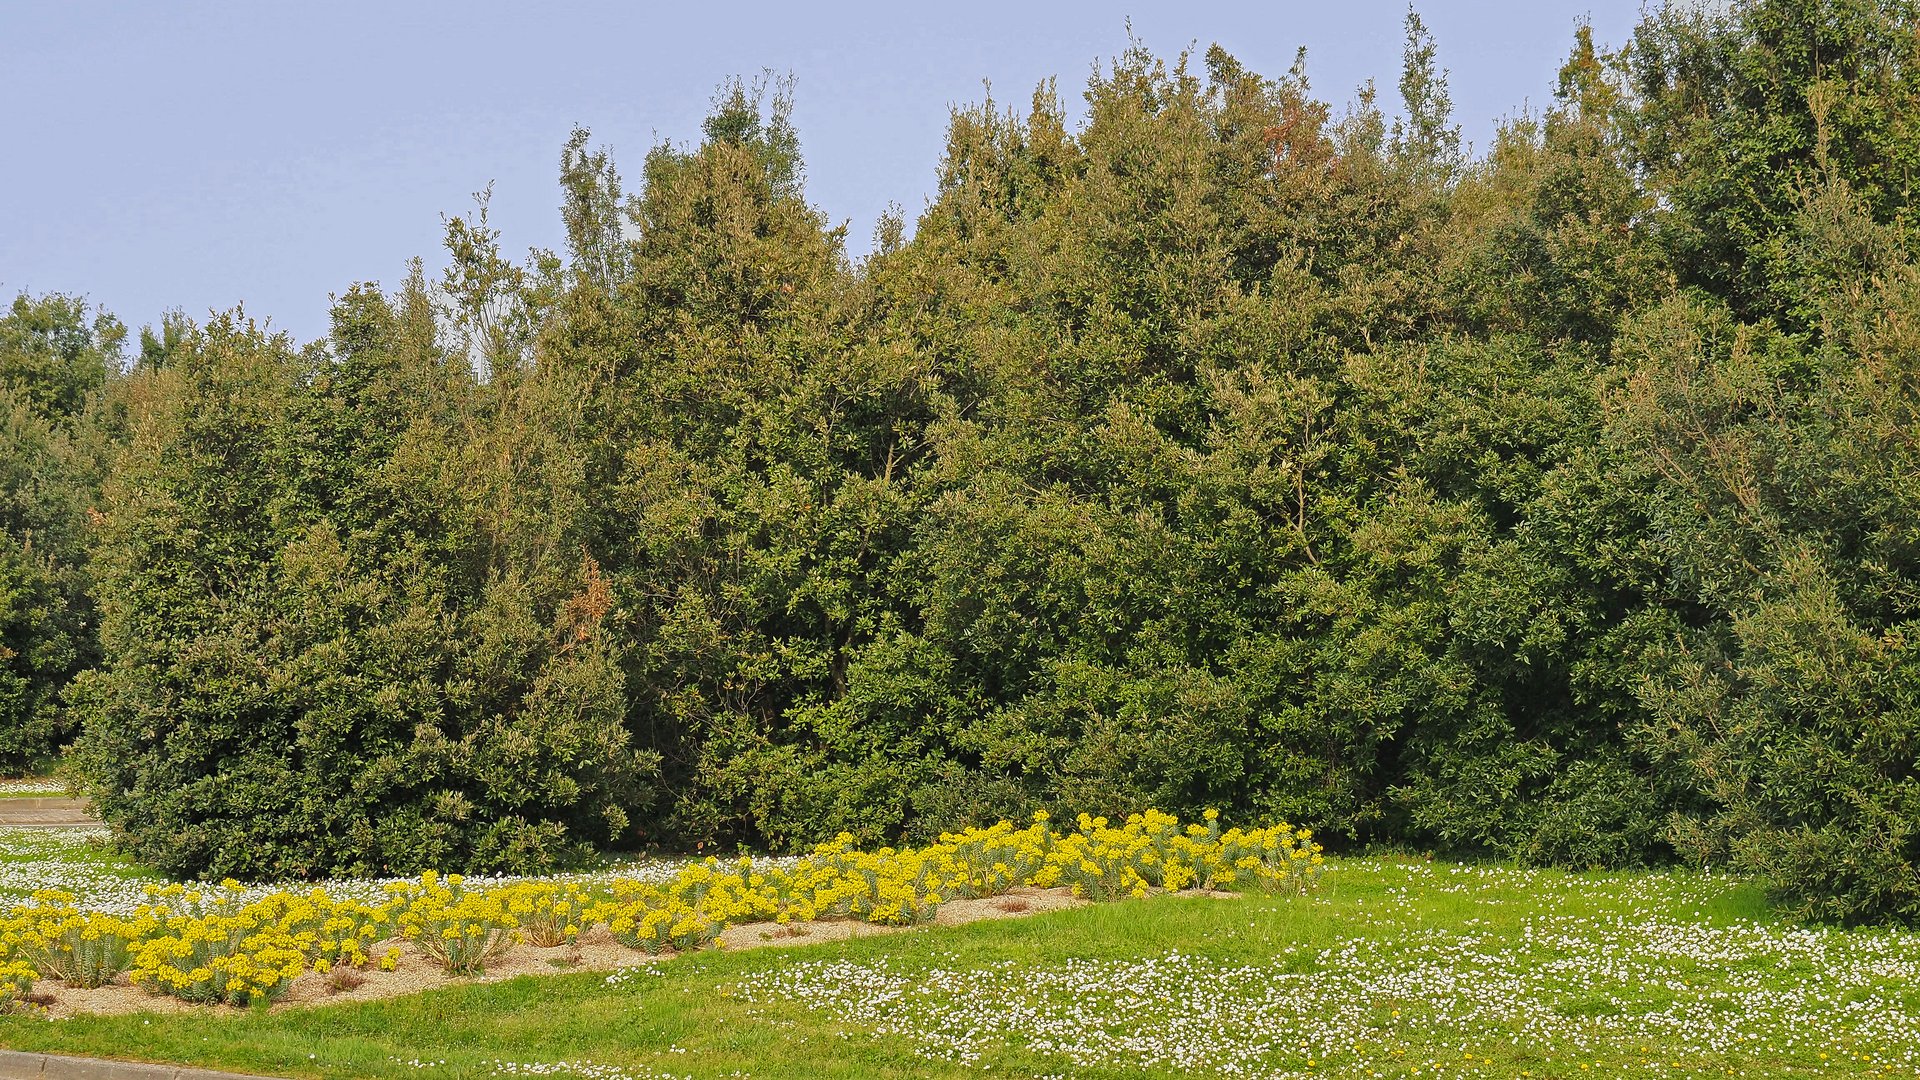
72;282;653;878
0;293;121;772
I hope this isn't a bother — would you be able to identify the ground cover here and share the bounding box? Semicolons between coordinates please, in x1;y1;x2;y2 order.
0;825;727;915
0;827;156;910
0;779;68;798
3;833;1920;1079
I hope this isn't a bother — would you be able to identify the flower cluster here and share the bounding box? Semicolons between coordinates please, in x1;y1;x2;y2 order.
3;890;140;988
593;810;1324;938
0;958;33;1013
1;810;1321;1009
387;873;522;977
1050;809;1324;899
128;883;364;1004
504;882;592;948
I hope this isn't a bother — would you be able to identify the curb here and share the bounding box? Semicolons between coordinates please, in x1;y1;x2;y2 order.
0;1049;287;1080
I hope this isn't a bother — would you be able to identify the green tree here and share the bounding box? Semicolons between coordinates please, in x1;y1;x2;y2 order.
73;276;652;878
0;293;121;772
1626;0;1920;321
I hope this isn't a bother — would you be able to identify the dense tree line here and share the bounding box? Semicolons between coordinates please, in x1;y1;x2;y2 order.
7;0;1920;922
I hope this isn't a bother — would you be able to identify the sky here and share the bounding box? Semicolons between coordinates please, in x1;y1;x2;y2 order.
1;2;1643;346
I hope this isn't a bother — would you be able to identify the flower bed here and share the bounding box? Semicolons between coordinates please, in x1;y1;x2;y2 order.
0;811;1322;1012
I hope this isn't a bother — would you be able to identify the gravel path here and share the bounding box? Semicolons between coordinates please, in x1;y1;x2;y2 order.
0;798;101;829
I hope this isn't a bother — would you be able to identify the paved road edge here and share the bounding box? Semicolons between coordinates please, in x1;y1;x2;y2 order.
0;1048;288;1080
0;798;103;829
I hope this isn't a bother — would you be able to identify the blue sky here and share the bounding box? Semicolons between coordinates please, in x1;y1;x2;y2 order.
2;2;1640;345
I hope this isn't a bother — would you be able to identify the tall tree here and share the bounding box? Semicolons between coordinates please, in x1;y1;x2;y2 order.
0;293;122;772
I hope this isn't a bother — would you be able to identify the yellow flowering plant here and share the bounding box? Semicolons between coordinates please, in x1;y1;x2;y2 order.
501;882;591;948
0;809;1325;1007
389;873;520;975
0;959;34;1013
9;891;142;988
125;883;313;1005
934;817;1053;899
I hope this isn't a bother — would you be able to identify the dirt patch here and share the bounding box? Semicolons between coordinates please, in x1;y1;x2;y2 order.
934;885;1086;924
719;917;897;949
717;885;1087;948
277;939;655;1008
38;980;218;1019
24;886;1100;1017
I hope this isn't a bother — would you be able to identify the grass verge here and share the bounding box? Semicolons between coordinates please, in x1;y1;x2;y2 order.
5;858;1919;1078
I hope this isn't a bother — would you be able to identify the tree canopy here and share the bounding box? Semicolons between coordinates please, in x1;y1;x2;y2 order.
13;0;1920;922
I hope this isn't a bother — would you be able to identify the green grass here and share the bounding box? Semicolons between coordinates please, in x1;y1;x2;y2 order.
5;857;1920;1079
0;828;157;909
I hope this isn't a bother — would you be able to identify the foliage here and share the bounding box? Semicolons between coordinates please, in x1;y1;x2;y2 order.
1625;0;1920;321
44;0;1920;921
0;960;29;1014
69;289;654;880
0;293;122;423
4;892;137;989
0;293;120;772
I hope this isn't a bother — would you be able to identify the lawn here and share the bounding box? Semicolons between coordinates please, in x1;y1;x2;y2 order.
3;837;1919;1079
0;826;157;909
